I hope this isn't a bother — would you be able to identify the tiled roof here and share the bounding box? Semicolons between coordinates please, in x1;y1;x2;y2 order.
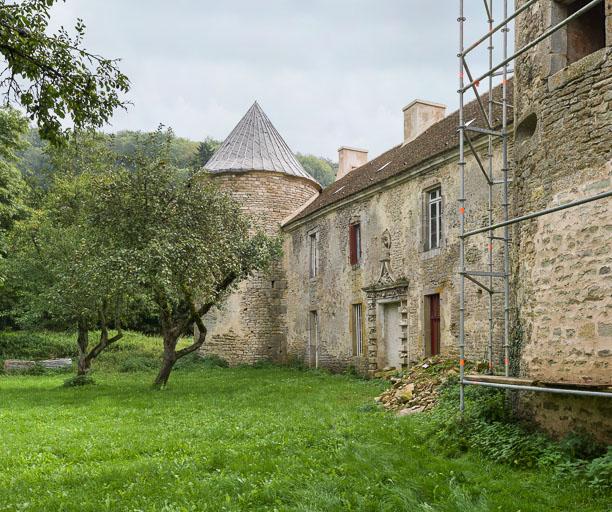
206;101;319;185
285;82;513;225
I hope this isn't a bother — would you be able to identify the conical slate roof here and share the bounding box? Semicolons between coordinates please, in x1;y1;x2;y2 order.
206;102;318;184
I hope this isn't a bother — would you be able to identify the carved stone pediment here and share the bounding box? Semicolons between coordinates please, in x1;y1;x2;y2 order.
363;229;409;293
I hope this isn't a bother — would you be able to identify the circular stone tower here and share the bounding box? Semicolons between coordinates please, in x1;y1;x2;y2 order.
200;101;320;365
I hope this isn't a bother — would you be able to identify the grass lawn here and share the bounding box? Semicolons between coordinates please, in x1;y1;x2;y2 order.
0;334;610;511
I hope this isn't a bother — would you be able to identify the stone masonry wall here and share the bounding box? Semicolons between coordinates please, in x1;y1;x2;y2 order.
512;0;612;441
283;141;505;374
200;172;319;365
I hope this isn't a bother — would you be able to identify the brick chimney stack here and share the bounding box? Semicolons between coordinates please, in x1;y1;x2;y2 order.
337;146;368;181
402;100;446;145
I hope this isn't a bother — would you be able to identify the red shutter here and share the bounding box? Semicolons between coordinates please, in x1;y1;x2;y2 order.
349;224;357;265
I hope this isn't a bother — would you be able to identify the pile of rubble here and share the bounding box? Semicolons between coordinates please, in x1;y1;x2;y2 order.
374;356;485;416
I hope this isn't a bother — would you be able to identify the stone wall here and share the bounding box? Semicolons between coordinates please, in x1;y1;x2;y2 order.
200;171;319;365
283;140;505;374
512;0;612;441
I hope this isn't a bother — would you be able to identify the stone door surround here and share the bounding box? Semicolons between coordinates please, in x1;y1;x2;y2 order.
363;281;409;375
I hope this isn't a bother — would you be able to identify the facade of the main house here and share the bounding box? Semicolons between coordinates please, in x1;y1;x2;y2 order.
282;94;507;375
200;0;611;439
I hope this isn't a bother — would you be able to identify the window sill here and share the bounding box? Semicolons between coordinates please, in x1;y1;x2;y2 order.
421;247;442;260
548;47;607;92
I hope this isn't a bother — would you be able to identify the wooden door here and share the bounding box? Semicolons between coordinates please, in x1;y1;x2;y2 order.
429;294;440;356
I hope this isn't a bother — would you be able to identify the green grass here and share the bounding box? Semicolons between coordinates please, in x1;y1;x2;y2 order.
0;333;610;511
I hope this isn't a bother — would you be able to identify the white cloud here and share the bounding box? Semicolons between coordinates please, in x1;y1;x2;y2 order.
48;0;499;159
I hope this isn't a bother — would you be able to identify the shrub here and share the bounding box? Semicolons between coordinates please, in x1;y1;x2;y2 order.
202;354;229;369
558;430;606;460
63;374;95;387
20;363;47;376
584;448;612;491
251;359;276;369
174;353;229;370
286;356;306;371
0;331;75;360
428;382;611;491
119;354;159;373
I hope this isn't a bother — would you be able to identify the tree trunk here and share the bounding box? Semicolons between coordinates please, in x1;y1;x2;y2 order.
153;333;179;389
76;320;90;376
152;312;209;389
152;292;223;389
75;315;123;377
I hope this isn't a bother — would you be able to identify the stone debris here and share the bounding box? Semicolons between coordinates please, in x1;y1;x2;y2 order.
3;359;36;372
3;358;72;372
375;356;485;415
39;358;72;370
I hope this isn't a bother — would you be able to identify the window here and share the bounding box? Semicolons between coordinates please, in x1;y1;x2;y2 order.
426;187;442;250
308;310;319;368
565;0;605;65
352;303;364;356
309;232;318;278
349;222;362;265
550;0;606;73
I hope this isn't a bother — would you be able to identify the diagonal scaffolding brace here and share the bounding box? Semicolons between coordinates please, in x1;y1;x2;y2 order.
457;0;612;410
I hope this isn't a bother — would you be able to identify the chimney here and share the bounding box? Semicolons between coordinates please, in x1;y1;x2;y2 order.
337;146;368;181
402;100;446;144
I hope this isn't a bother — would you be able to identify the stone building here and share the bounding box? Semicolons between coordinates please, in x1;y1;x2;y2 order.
510;0;611;439
282;93;508;374
200;1;611;439
200;102;320;365
201;92;509;373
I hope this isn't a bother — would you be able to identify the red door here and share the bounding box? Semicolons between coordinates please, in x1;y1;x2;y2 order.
429;294;440;356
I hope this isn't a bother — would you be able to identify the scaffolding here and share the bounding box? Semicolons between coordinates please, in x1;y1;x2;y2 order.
457;0;612;410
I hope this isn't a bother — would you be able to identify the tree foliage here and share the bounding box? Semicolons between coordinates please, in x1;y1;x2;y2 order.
192;137;221;168
91;127;280;387
0;0;129;143
6;134;138;375
0;107;28;284
0;107;28;230
110;129;200;169
296;153;336;187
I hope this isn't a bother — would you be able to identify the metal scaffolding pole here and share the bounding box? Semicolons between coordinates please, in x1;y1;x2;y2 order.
456;0;612;405
486;0;495;375
501;0;510;378
458;0;466;412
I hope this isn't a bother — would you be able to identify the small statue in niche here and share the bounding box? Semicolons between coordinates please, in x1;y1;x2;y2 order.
378;229;395;285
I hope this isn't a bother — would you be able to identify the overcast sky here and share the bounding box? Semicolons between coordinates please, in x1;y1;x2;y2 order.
49;1;505;160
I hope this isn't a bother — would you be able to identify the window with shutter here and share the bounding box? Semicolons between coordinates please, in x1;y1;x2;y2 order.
349;223;361;266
